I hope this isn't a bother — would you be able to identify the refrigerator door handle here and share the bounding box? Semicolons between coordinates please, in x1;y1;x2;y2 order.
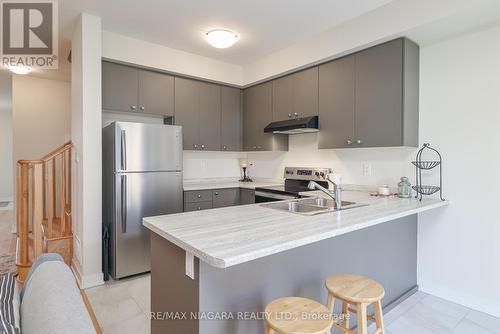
121;175;127;233
120;130;127;171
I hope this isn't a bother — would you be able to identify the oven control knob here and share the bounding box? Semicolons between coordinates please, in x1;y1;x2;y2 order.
320;172;325;178
315;172;320;177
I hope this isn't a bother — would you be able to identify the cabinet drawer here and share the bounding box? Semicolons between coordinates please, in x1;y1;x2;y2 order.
212;188;240;208
184;190;213;203
184;201;213;212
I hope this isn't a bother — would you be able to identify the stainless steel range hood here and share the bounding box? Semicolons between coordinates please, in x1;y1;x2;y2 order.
264;116;319;134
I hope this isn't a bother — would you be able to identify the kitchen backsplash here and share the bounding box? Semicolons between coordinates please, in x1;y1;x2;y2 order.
183;150;245;180
247;133;418;187
184;133;418;187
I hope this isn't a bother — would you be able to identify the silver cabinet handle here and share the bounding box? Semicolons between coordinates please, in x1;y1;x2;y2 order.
194;144;198;149
197;206;202;210
294;112;298;117
197;194;202;198
214;192;219;196
356;139;363;145
223;145;227;150
257;145;262;149
346;139;353;145
288;113;292;118
140;106;145;111
121;175;127;233
201;144;205;149
131;105;137;110
120;130;127;170
253;145;257;149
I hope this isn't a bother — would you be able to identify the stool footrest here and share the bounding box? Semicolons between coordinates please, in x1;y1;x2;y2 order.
347;307;377;322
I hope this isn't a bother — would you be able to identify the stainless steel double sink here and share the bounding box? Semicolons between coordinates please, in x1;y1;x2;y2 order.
261;197;367;215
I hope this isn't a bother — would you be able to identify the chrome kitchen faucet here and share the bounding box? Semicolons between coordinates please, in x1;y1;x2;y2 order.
307;173;343;210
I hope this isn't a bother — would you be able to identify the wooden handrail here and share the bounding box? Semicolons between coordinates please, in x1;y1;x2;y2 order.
16;141;73;284
41;141;72;161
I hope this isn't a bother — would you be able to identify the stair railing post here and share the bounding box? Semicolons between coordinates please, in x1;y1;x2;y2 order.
47;158;55;237
18;162;29;265
60;151;67;236
32;163;43;257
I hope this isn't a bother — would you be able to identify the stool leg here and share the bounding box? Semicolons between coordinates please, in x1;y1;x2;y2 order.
265;323;275;334
356;303;368;334
373;300;385;334
326;292;335;313
342;301;350;334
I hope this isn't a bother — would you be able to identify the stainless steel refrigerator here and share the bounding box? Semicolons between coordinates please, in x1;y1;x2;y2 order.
102;121;183;279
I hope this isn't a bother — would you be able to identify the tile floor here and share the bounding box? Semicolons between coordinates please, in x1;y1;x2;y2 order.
86;275;150;334
87;274;500;334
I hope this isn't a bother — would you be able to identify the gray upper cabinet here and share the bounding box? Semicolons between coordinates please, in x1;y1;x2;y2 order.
199;82;222;151
355;39;403;147
102;61;175;117
174;77;222;150
318;55;355;149
138;70;174;116
221;86;242;151
174;77;199;150
318;38;419;149
102;62;139;113
273;67;319;121
243;82;288;151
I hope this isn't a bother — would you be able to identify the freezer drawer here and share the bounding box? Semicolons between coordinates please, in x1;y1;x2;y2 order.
113;171;183;279
114;122;182;172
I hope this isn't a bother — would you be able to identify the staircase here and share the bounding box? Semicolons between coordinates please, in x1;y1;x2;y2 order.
16;141;73;284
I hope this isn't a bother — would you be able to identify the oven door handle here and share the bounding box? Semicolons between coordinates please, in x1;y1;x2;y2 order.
254;191;297;200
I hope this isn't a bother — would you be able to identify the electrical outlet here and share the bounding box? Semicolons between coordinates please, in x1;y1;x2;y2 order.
363;162;372;176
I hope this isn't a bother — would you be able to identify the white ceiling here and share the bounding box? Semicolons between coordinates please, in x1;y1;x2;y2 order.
59;0;394;65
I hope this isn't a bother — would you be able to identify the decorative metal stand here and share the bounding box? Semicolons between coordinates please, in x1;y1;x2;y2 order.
239;166;253;182
412;143;445;201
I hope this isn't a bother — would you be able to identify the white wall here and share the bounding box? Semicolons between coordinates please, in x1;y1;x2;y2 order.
71;13;103;289
102;31;244;86
12;76;71;163
417;24;500;317
0;72;13;202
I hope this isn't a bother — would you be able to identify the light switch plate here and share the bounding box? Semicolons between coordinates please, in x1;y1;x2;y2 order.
363;162;372;176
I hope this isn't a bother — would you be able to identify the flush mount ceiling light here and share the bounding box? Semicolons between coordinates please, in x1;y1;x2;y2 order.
7;65;33;75
205;29;238;49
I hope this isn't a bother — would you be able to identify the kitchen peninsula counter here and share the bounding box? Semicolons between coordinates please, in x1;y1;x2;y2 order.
144;191;448;334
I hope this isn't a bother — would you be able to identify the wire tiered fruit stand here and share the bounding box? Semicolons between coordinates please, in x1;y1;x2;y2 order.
412;143;445;201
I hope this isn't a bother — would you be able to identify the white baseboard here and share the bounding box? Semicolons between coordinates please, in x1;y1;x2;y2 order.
419;280;500;318
71;260;104;290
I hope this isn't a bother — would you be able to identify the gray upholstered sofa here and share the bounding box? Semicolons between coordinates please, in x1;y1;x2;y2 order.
20;253;96;334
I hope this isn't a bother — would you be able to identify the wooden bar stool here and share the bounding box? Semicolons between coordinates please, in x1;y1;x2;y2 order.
325;274;385;334
265;297;333;334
